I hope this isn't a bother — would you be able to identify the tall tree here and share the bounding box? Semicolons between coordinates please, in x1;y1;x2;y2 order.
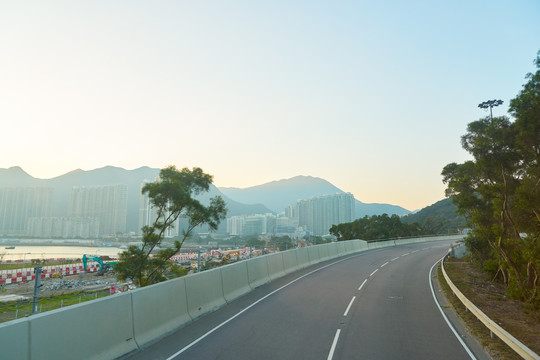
330;214;422;241
114;166;227;287
442;51;540;305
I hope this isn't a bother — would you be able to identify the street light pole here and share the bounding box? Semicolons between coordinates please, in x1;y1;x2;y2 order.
32;266;43;314
478;99;503;120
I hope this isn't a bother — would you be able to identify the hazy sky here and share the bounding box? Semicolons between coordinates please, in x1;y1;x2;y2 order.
1;1;539;211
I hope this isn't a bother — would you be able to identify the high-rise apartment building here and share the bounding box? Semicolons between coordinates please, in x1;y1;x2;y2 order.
68;184;128;236
226;214;278;236
296;193;355;236
226;216;245;236
0;187;54;235
27;217;100;238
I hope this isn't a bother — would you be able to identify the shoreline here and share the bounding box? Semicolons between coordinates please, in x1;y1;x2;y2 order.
1;238;136;248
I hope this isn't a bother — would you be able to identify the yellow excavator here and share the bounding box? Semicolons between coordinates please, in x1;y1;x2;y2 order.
222;250;240;261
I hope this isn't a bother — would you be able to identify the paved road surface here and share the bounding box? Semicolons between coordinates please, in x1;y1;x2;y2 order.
126;241;489;360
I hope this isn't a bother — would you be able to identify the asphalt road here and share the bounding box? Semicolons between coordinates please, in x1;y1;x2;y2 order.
126;241;489;360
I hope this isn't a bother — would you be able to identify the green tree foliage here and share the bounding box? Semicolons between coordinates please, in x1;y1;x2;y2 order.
442;51;540;306
245;237;265;249
114;166;227;287
306;235;332;245
270;235;294;251
329;214;422;241
401;198;467;234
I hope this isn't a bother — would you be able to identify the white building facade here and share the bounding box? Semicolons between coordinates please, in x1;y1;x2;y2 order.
296;193;355;236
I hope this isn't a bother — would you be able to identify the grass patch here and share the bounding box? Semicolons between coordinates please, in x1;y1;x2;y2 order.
0;289;110;323
0;260;79;271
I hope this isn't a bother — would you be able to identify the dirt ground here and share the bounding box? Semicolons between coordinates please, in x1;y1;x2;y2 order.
443;258;540;358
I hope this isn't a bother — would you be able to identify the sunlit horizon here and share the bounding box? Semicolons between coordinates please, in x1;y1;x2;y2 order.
1;1;539;212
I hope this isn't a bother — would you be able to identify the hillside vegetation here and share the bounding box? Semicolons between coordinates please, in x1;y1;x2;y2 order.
331;197;466;241
401;198;467;235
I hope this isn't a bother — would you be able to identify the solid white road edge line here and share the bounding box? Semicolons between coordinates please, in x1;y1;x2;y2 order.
343;296;356;317
166;255;360;359
429;257;477;360
327;329;341;360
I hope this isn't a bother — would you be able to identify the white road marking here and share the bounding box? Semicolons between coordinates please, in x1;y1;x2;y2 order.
327;329;341;360
401;253;410;257
381;261;389;267
369;269;378;277
429;258;477;360
166;254;360;359
343;296;356;316
358;279;367;291
391;257;399;262
411;250;419;253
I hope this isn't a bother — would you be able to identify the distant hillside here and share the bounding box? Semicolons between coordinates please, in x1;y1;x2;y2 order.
220;175;410;217
401;197;467;234
0;167;411;234
0;166;271;233
355;201;410;217
220;176;342;212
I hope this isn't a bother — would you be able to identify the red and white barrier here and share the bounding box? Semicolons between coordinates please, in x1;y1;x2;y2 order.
0;262;106;284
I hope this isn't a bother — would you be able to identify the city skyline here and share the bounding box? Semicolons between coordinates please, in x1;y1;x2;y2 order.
1;1;539;211
0;174;356;238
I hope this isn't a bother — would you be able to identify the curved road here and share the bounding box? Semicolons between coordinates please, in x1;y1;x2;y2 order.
127;241;488;360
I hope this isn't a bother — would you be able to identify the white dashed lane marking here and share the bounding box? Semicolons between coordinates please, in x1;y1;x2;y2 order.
343;296;356;317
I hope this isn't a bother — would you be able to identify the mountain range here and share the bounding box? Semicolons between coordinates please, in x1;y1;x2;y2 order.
0;166;411;233
220;176;410;216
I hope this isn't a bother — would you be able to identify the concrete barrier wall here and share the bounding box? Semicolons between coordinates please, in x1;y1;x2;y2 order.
307;246;320;264
368;241;385;249
30;293;136;360
344;241;356;254
353;240;369;251
295;247;310;269
266;253;286;281
281;250;299;274
335;241;346;254
327;243;338;258
247;255;270;288
220;261;251;303
0;318;29;359
318;243;331;261
185;267;226;320
1;236;459;360
132;276;191;348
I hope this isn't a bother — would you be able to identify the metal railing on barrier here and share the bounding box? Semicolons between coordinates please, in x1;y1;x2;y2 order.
441;254;540;360
366;233;465;244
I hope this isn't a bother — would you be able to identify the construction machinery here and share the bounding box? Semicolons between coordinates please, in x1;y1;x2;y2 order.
222;250;240;261
82;254;116;275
